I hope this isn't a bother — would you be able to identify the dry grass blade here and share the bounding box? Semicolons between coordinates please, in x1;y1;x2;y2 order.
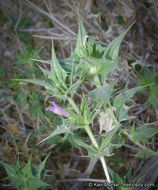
23;0;77;37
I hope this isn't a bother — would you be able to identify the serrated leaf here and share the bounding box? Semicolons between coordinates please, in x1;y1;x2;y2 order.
104;22;134;61
94;146;113;158
89;82;114;102
108;167;123;184
27;178;49;190
32;58;79;73
111;136;125;149
86;38;106;58
36;154;49;178
113;86;144;111
0;161;16;178
74;138;97;154
100;126;120;151
147;86;158;110
51;40;67;81
38;124;70;144
79;57;117;79
14;79;53;89
71;17;106;60
31;58;51;65
65;78;83;97
138;67;158;110
118;106;130;122
123;166;133;182
37;64;50;78
130;123;135;135
22;157;33;177
135;150;153;160
72;16;88;58
131;125;158;142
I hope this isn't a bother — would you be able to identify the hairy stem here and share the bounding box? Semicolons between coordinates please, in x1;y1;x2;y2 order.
93;74;101;87
84;125;111;183
68;98;111;183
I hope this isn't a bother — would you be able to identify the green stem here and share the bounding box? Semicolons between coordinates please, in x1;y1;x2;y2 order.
108;108;119;126
85;125;111;183
93;74;101;88
68;98;111;183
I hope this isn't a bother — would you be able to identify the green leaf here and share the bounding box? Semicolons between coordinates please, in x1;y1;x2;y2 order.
0;161;16;178
37;64;50;78
100;126;120;151
89;82;114;102
94;146;113;158
130;123;135;135
104;22;134;61
27;178;49;190
138;67;158;110
131;125;158;142
108;167;123;184
22;157;33;177
108;166;134;190
38;124;70;144
50;40;67;81
74;138;97;154
135;150;153;160
78;57;117;79
66;78;83;97
1;157;49;190
36;154;49;178
111;135;125;149
113;86;144;111
31;58;51;65
71;17;106;60
147;86;158;110
13;79;53;89
32;58;79;73
118;106;130;122
71;16;88;58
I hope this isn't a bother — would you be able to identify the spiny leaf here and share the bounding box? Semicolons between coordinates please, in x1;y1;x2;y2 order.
51;40;67;81
38;124;70;144
31;58;51;64
36;154;50;178
0;161;16;178
13;79;53;89
74;138;97;153
65;78;83;97
108;167;123;185
37;64;50;78
89;82;115;102
113;86;144;111
78;57;117;79
131;125;158;142
32;58;77;72
104;22;134;61
72;16;88;58
22;156;33;177
100;126;120;151
135;150;153;160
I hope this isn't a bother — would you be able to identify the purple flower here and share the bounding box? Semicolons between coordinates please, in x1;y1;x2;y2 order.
46;101;68;118
87;96;92;101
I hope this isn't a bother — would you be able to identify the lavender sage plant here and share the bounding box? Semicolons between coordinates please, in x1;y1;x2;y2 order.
15;17;158;188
